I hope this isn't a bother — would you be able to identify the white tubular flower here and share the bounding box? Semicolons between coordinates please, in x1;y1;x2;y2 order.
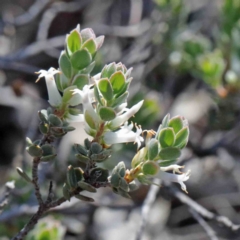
36;68;62;107
72;85;100;124
109;100;144;129
103;122;143;148
157;169;191;193
160;165;185;174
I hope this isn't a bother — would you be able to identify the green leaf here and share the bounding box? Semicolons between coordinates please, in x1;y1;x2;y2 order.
129;181;138;191
162;114;170;128
68;108;81;116
159;159;177;167
98;78;113;101
137;174;153;185
94;85;103;105
75;194;94;202
159;147;181;160
38;110;48;123
26;137;33;147
89;167;109;182
99;107;116;121
159;128;175;147
26;145;43;157
41;144;54;156
119;178;129;192
100;65;108;78
74;167;84;181
174;127;189;147
75;143;88;156
48;114;62;127
67;165;78;189
82;38;97;55
168;116;183;134
80;28;95;43
147;139;159;160
39;122;49;135
55;73;69;92
67;30;82;55
110;173;120;187
72;74;89;90
62;86;75;103
40;154;57;162
81;61;95;74
70;49;92;70
131;147;147;168
84;110;96;129
59;52;72;78
115;80;131;98
90;142;103;154
112;91;129;108
16;167;32;183
78;181;96;192
63;183;71;201
142;161;159;176
95;35;104;49
109;71;126;93
75;154;90;164
106;63;117;78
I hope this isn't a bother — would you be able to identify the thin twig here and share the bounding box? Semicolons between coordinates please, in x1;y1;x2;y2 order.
189;208;219;240
135;179;161;240
32;157;43;206
167;183;240;231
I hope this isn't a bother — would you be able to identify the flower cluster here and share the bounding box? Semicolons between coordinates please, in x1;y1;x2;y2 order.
30;25;190;201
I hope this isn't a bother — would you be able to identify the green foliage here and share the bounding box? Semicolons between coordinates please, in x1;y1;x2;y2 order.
26;217;66;240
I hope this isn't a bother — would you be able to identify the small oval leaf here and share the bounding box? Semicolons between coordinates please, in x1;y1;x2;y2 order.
70;49;92;70
82;38;97;55
67;30;82;55
109;71;126;93
99;107;116;121
147;139;159;160
142;161;159;176
59;52;72;78
159;127;175;147
72;74;89;90
98;78;113;101
174;127;189;147
159;147;181;160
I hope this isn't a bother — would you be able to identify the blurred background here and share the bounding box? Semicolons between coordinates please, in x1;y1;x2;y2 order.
0;0;240;239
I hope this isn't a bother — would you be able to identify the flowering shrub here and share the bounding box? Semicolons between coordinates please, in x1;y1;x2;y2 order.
13;25;190;239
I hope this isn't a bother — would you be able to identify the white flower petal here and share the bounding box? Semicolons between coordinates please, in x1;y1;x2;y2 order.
160;165;185;174
36;67;62;107
109;100;144;129
72;86;100;125
103;123;143;148
157;170;190;193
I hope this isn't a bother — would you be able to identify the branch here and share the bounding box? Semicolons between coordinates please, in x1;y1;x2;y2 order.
32;157;43;206
135;179;161;240
166;183;240;231
189;208;219;240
